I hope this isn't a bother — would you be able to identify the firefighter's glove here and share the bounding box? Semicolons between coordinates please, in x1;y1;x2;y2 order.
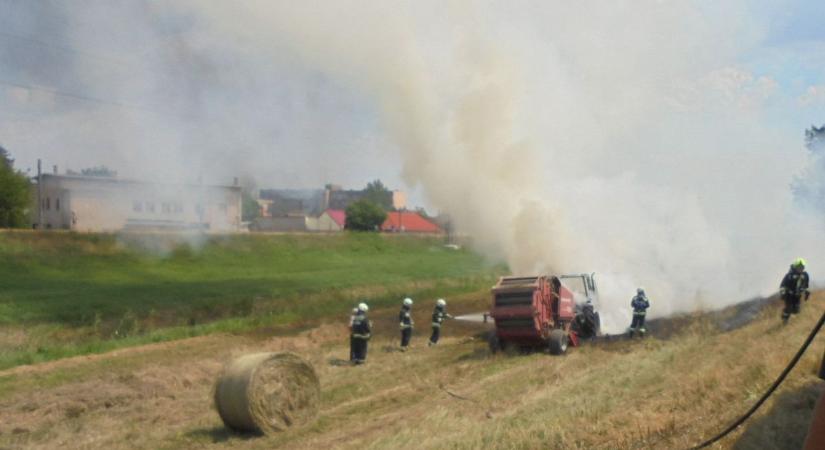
805;290;811;301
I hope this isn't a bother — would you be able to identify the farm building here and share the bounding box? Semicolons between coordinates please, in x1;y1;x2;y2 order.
315;209;346;232
35;173;242;232
381;211;440;233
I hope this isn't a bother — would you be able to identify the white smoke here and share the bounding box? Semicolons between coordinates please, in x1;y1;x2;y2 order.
175;1;824;331
3;2;823;332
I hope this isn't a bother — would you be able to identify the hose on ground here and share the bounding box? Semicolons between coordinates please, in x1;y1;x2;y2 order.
690;308;825;449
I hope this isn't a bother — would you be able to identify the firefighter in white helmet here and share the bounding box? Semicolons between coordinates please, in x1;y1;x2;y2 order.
351;302;371;364
399;298;414;351
429;298;453;346
628;288;650;338
780;258;810;324
348;307;358;361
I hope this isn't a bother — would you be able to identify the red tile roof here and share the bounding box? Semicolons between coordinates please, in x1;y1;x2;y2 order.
381;211;440;233
324;209;346;227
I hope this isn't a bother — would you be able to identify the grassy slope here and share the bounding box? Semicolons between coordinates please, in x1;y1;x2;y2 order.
0;231;498;369
1;291;822;449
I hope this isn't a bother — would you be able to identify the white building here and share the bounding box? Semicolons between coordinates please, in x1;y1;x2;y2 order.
36;174;242;232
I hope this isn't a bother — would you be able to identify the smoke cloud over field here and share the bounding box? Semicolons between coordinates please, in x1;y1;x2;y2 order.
3;1;825;331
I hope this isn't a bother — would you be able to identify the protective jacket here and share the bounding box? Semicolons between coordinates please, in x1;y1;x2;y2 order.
352;312;371;339
631;295;650;316
399;306;413;329
431;307;452;328
780;268;810;298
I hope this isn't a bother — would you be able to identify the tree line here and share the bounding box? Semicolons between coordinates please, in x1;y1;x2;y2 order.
0;145;31;228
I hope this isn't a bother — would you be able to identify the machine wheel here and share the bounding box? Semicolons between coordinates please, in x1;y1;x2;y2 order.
548;329;568;355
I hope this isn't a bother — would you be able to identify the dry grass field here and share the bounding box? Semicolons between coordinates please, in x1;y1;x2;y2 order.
1;289;822;449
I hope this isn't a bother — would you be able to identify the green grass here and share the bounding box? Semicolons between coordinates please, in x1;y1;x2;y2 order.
0;231;501;369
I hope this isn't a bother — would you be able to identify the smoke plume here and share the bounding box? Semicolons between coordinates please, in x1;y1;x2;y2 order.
179;1;824;331
3;1;824;331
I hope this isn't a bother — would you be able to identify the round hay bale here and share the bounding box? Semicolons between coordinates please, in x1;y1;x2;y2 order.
214;352;320;433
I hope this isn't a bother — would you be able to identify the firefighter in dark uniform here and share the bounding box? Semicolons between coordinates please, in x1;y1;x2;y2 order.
351;302;371;364
629;287;650;338
780;258;810;324
429;298;453;346
348;307;358;361
399;298;413;351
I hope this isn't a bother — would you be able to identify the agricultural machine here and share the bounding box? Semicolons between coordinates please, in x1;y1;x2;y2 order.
488;273;600;355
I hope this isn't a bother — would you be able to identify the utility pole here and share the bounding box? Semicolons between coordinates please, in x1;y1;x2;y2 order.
36;159;42;229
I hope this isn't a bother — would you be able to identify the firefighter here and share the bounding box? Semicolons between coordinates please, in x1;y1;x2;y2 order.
399;297;413;351
351;302;371;364
629;287;650;338
780;258;810;324
429;298;453;346
348;307;358;361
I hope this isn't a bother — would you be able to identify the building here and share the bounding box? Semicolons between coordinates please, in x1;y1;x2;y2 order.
248;208;345;232
259;184;407;217
256;198;274;218
35;173;242;232
249;215;312;232
326;187;406;211
258;189;326;216
313;209;346;232
381;211;441;233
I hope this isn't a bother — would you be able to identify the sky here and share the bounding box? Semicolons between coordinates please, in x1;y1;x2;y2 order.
1;1;825;330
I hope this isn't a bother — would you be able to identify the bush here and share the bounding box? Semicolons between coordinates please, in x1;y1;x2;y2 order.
345;199;387;231
0;147;31;228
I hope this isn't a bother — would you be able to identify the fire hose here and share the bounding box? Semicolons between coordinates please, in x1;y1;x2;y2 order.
690;307;825;449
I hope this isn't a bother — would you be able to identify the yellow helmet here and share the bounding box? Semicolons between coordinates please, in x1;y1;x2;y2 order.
793;258;806;269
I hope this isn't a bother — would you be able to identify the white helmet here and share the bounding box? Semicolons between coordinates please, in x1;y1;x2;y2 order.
403;297;413;306
637;287;645;295
358;302;369;312
436;299;446;307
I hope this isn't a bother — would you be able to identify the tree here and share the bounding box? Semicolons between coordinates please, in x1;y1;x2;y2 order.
0;144;14;169
415;207;431;219
345;199;387;231
363;179;392;210
241;190;261;222
0;145;31;228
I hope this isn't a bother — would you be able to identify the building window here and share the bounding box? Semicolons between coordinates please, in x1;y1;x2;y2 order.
133;201;143;212
46;197;50;210
56;198;60;211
